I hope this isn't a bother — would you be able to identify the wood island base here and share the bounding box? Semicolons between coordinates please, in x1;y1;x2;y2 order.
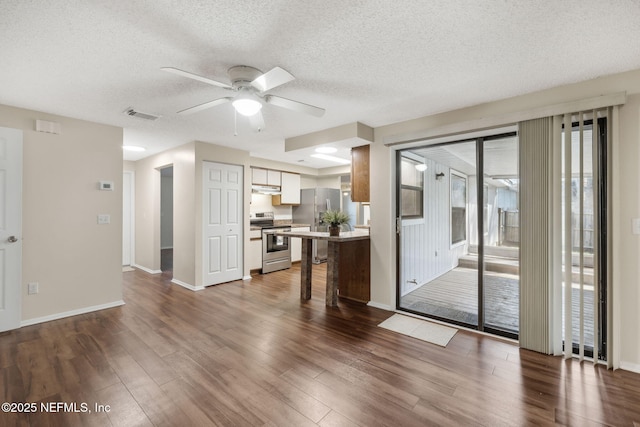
285;230;371;307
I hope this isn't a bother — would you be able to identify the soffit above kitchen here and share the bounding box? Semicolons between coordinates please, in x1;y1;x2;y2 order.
2;1;640;169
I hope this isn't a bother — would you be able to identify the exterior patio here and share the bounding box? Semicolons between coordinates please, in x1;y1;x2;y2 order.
400;265;595;347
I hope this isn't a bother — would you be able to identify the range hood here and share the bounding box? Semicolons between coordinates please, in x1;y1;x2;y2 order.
251;185;281;195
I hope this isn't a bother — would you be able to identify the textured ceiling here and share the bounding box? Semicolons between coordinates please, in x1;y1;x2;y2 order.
2;1;640;168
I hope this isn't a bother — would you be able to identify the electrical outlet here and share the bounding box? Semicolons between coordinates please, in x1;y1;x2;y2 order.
28;282;39;295
97;214;110;224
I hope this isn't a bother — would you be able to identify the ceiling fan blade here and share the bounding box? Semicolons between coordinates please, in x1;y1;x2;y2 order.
162;67;233;89
251;67;295;92
265;95;325;117
249;110;265;133
177;97;232;115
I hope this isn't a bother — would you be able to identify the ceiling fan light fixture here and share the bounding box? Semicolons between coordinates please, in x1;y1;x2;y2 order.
232;92;262;117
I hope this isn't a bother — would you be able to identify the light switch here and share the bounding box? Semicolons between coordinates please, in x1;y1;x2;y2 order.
633;218;640;235
97;214;110;224
28;282;39;295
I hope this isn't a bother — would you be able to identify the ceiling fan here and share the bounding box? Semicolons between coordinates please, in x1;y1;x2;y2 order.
162;65;325;132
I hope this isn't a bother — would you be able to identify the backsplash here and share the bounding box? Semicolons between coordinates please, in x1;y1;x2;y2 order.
250;193;292;219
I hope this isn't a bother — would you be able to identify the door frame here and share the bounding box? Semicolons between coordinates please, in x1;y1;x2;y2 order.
202;161;244;286
395;131;518;339
0;127;23;332
123;170;135;266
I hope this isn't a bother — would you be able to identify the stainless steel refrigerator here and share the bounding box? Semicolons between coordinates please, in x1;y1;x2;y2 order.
293;188;341;263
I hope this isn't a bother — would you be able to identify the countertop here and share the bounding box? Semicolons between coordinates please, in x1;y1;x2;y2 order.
275;229;370;242
250;223;310;231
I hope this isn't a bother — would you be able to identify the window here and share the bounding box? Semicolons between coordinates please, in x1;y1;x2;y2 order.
400;156;424;219
450;171;467;245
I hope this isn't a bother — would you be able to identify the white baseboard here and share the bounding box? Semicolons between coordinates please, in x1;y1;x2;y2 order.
619;361;640;374
171;278;204;291
21;300;125;327
132;264;162;274
242;275;252;280
367;300;394;311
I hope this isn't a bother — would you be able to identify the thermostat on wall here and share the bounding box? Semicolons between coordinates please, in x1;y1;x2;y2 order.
99;181;114;191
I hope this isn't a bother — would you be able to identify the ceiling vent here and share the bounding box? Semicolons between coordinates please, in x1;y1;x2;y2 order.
123;107;160;121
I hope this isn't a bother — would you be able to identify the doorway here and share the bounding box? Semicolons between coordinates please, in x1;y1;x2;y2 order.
396;133;520;338
202;161;244;286
160;166;173;273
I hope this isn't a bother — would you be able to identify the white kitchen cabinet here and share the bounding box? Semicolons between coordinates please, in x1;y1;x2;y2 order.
290;226;310;263
272;172;301;205
252;167;281;186
249;230;262;271
281;172;300;204
267;169;281;186
251;168;268;185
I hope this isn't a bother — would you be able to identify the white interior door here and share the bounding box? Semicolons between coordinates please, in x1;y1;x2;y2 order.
0;127;22;332
203;161;243;285
123;171;134;266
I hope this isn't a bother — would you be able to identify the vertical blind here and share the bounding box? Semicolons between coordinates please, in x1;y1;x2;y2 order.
520;108;612;363
518;117;553;353
560;108;611;364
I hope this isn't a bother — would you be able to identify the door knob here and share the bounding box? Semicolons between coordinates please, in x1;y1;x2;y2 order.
8;236;18;243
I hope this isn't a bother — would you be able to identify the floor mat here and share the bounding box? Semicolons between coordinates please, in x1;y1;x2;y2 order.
378;314;457;347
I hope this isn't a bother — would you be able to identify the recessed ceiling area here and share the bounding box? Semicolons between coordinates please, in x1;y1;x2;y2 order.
2;1;640;168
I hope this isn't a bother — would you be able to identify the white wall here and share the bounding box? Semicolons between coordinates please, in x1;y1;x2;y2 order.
316;175;341;189
0;104;123;323
400;157;466;296
614;93;640;372
250;193;292;219
371;68;640;371
134;142;195;284
301;175;318;189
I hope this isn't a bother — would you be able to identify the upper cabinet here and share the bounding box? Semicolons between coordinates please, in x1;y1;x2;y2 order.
252;166;300;205
351;144;370;202
273;172;301;205
252;167;267;185
267;169;281;186
252;167;281;186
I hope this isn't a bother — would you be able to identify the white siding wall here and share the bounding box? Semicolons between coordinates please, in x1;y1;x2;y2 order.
400;158;466;296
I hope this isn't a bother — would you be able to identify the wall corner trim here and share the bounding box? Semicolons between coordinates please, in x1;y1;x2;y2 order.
618;361;640;374
132;264;162;275
367;301;394;311
20;300;125;328
171;278;204;291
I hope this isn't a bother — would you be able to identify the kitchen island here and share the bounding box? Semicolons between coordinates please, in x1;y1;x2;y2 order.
276;230;370;306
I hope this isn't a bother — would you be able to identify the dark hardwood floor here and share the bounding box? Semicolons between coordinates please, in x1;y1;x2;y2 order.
1;264;639;426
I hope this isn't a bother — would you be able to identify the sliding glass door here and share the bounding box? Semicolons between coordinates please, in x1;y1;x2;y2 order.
482;137;520;335
397;133;519;338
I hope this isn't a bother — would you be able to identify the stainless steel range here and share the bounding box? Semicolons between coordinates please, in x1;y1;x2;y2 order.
251;212;292;273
